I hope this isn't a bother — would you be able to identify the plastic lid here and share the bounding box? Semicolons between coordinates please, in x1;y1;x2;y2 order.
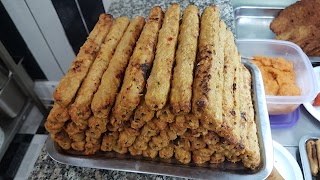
269;106;300;128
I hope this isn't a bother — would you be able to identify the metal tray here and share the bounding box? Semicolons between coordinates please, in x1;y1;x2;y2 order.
47;61;273;179
299;133;320;180
234;6;320;63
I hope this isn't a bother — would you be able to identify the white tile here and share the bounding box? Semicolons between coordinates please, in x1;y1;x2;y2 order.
14;135;48;180
34;81;58;101
26;0;75;74
102;0;114;12
18;106;44;134
1;0;64;80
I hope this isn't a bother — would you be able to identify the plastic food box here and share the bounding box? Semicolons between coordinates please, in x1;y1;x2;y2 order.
236;39;318;115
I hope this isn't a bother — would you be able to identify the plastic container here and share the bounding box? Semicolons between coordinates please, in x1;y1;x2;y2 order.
269;106;300;128
236;39;318;115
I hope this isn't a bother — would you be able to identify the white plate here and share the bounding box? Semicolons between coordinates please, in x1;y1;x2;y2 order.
273;140;303;180
303;66;320;121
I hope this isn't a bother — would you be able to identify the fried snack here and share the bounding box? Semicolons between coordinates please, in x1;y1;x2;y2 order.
69;17;130;122
131;98;155;129
159;142;174;159
45;117;65;134
316;139;320;168
91;16;145;119
133;136;149;151
50;103;70;123
85;141;101;155
53;14;112;107
156;104;175;123
203;131;220;145
45;103;70;134
151;130;170;148
170;5;199;115
145;4;180;110
175;147;191;164
88;116;108;133
118;127;139;147
142;147;158;158
85;128;102;140
190;137;207;150
270;0;320;35
50;129;71;150
71;141;86;151
240;65;261;170
220;30;241;144
65;121;86;136
101;131;119;151
128;146;143;156
64;121;87;152
274;25;320;56
111;7;164;126
193;148;214;164
169;121;187;136
85;117;107;154
210;153;225;164
152;117;167;130
166;127;177;141
113;142;128;154
270;0;320;56
192;6;225;128
191;124;208;138
307;140;319;176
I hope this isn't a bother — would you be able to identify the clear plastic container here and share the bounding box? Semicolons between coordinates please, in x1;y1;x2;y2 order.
236;39;318;115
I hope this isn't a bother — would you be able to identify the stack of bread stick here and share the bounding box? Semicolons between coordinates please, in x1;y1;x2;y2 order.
45;4;261;170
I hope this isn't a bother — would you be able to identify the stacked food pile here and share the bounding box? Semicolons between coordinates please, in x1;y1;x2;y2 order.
45;4;260;170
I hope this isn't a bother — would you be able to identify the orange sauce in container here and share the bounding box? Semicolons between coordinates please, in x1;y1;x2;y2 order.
249;56;301;96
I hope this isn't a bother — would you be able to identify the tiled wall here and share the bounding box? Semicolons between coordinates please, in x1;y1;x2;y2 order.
0;2;46;80
1;0;107;81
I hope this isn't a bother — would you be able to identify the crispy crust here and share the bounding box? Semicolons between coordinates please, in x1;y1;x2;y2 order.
170;5;199;115
192;6;224;127
111;7;164;126
53;14;113;107
145;4;180;110
69;16;129;122
307;140;319;176
131;98;155;129
91;16;145;119
240;65;261;170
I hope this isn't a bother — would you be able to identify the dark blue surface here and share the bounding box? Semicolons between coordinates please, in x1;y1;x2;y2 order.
269;106;300;128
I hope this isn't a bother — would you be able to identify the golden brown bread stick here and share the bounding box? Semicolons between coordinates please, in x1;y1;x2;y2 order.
131;98;155;129
50;103;70;123
240;65;261;170
69;17;130;122
142;147;158;158
170;5;199;115
88;116;108;133
307;140;319;176
101;131;119;151
145;4;180;110
50;129;72;150
111;6;164;126
316;139;320;168
53;14;113;107
220;29;241;144
91;16;145;119
192;6;224;127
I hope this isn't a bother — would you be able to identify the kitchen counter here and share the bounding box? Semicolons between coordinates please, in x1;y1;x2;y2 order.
27;0;320;179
